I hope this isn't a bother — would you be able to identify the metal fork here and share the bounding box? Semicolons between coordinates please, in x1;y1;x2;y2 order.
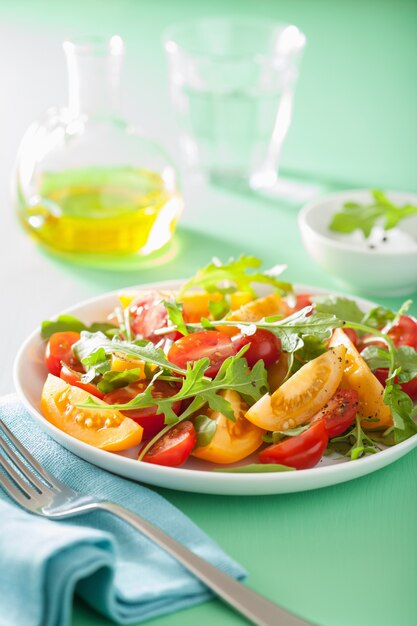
0;419;312;626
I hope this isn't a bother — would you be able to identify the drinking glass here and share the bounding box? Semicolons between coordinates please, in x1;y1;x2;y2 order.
164;17;306;192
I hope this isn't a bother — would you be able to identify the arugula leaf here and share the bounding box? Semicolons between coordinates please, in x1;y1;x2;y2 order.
81;346;108;367
163;300;189;336
313;295;406;337
361;306;396;329
361;345;417;383
259;307;342;349
314;296;365;324
73;331;186;376
179;255;292;298
194;415;217;447
214;351;269;405
97;368;143;394
383;373;417;443
369;429;396;447
208;296;230;320
262;424;310;444
41;315;117;340
213;464;295;473
329;189;417;238
200;317;215;330
328;416;382;460
290;335;327;374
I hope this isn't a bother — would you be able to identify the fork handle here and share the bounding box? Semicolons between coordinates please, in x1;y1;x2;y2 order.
98;501;311;626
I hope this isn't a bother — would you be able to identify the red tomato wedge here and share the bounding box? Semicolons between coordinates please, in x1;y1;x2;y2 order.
103;381;181;440
232;329;281;368
388;315;417;349
291;293;313;312
142;421;197;467
312;389;359;438
60;365;104;399
168;331;237;378
259;419;328;470
343;328;359;348
374;368;417;401
360;315;417;351
45;331;81;376
129;291;181;343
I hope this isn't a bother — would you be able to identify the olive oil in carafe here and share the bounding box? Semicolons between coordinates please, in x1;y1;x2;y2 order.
14;37;183;262
19;166;182;255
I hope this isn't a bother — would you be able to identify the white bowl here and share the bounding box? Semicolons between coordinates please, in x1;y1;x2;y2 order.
298;190;417;297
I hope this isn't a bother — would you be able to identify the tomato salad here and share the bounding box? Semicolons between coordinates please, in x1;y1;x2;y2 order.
40;256;417;472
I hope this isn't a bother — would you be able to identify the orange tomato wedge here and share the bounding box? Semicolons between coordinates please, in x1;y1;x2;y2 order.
180;291;253;323
329;328;392;430
245;346;346;431
218;293;290;336
192;390;265;464
41;374;143;451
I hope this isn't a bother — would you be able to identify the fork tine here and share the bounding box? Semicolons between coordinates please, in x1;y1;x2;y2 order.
0;455;43;503
0;472;33;509
0;437;48;493
0;419;64;492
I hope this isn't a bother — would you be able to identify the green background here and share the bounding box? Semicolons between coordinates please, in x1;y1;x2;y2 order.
1;1;416;625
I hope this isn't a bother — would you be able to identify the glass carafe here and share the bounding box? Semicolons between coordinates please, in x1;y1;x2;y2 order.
13;36;183;263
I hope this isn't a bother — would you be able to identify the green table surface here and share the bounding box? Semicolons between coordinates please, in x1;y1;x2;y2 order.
1;1;416;626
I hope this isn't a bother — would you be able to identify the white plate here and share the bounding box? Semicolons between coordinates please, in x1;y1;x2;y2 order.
13;281;417;496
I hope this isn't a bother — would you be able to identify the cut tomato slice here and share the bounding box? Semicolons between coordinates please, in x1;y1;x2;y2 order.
41;374;143;451
168;330;237;378
259;419;328;469
129;291;181;343
245;346;346;431
142;421;196;467
45;331;81;376
374;368;417;402
388;315;417;349
312;389;359;438
329;328;392;430
287;293;313;313
232;329;281;368
192;390;265;464
60;365;104;399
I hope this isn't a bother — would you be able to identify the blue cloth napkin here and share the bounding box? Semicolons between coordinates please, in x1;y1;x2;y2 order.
0;395;246;626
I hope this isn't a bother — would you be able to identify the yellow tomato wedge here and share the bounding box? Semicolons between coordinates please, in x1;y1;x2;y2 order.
41;374;143;451
111;353;146;376
218;293;290;336
191;390;265;464
329;328;393;430
245;346;347;431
